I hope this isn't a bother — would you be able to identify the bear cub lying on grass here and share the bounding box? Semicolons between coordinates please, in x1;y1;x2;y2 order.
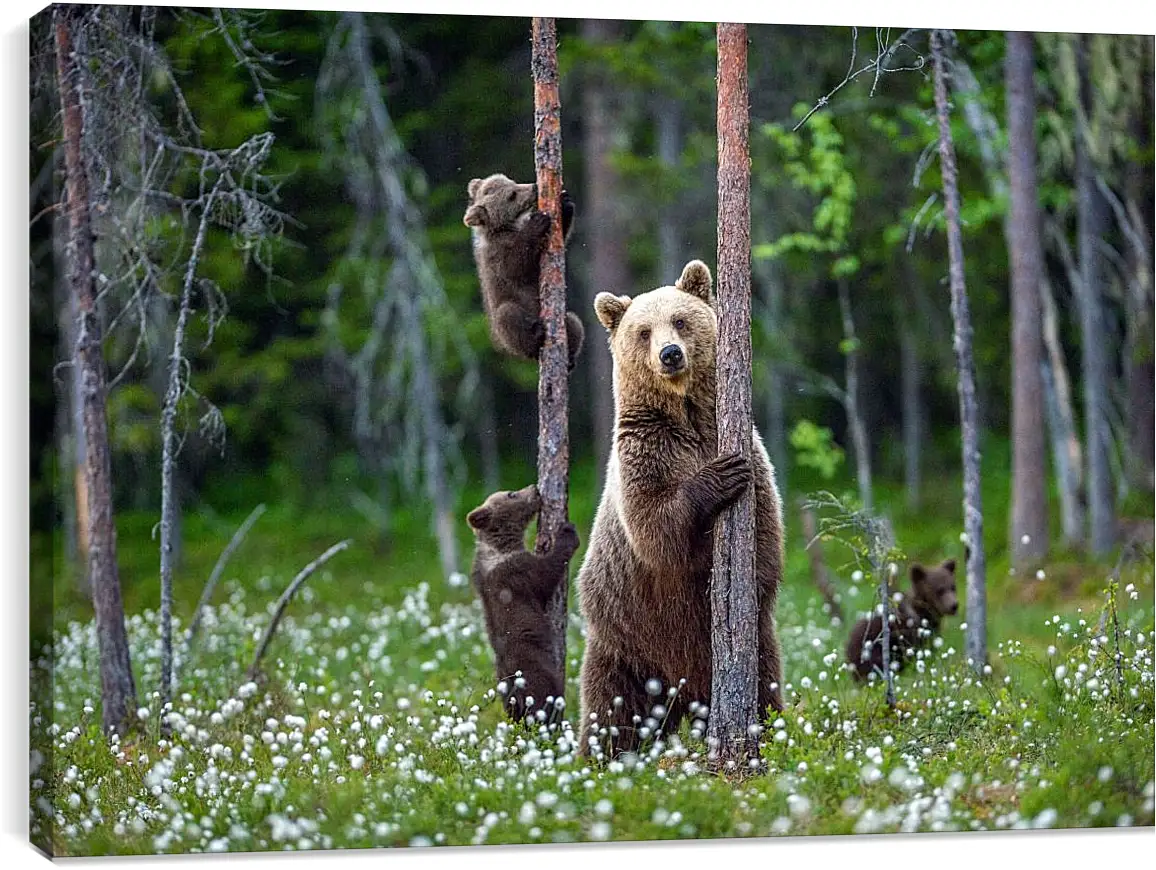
466;484;579;722
845;556;960;681
463;173;584;369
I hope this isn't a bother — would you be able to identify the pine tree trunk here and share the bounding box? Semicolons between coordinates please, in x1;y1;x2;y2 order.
838;279;873;512
1074;34;1118;555
54;4;138;735
1005;30;1049;565
931;29;988;673
708;22;760;768
531;17;572;683
580;18;625;479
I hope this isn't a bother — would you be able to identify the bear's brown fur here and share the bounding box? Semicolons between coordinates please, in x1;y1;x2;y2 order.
463;173;584;369
845;557;960;681
575;260;786;757
466;484;579;722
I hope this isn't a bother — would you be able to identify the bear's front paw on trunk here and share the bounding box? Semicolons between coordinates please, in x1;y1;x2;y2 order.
696;452;752;516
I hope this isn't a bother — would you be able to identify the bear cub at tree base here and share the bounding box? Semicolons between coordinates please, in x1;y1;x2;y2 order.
845;557;960;681
576;259;786;758
463;173;584;370
466;484;580;722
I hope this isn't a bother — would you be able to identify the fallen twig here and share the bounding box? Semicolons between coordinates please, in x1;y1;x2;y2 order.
185;503;267;649
246;539;351;681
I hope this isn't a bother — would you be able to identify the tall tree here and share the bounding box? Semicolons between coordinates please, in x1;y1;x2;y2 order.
1074;34;1118;555
709;22;760;768
1124;36;1155;494
532;17;573;683
931;29;987;672
53;4;138;735
1005;31;1049;564
580;18;626;475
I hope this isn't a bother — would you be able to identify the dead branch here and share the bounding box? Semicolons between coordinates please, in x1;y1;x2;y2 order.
185;503;267;649
246;539;352;681
793;27;925;131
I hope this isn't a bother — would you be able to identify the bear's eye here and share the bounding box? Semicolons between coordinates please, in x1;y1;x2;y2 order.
507;491;517;499
507;191;517;202
639;328;651;342
673;317;686;330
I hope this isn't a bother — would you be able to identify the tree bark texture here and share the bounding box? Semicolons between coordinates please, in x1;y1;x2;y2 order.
932;30;988;672
1075;34;1118;556
54;4;139;735
1005;31;1050;565
531;18;572;683
709;22;759;766
580;18;625;479
838;279;873;512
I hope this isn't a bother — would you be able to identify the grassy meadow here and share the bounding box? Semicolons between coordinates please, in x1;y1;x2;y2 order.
30;449;1155;855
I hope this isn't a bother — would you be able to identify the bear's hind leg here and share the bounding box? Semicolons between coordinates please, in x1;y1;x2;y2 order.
578;644;653;759
564;311;585;370
493;301;545;360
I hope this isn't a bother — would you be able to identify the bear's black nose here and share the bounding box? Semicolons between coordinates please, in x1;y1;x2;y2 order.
659;344;684;369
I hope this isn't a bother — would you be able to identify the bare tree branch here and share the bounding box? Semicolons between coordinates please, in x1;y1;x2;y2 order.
185;503;267;650
793;27;925;131
247;540;352;681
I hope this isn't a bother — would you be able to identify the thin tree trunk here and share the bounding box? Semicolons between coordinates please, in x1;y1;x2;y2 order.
1124;38;1154;493
159;179;224;719
1005;30;1049;565
1074;34;1117;555
580;18;624;479
656;94;682;282
531;18;572;682
54;4;138;735
897;279;922;512
709;22;759;768
837;279;873;512
1041;276;1086;546
932;29;987;673
870;526;896;708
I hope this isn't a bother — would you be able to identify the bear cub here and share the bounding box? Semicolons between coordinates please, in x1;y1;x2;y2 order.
466;484;580;722
845;557;960;681
463;173;585;369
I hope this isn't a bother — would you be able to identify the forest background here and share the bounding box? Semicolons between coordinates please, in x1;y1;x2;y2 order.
28;7;1155;631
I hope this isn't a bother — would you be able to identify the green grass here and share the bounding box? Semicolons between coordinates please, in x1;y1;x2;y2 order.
29;456;1156;855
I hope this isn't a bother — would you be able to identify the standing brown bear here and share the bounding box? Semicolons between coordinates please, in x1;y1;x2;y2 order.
576;260;786;757
463;173;584;369
845;557;960;681
467;484;580;723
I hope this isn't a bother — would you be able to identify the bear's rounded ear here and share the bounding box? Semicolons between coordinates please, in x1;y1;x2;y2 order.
463;204;487;228
467;178;483;199
943;558;957;574
466;505;491;531
594;293;632;331
910;564;927;584
675;259;713;302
